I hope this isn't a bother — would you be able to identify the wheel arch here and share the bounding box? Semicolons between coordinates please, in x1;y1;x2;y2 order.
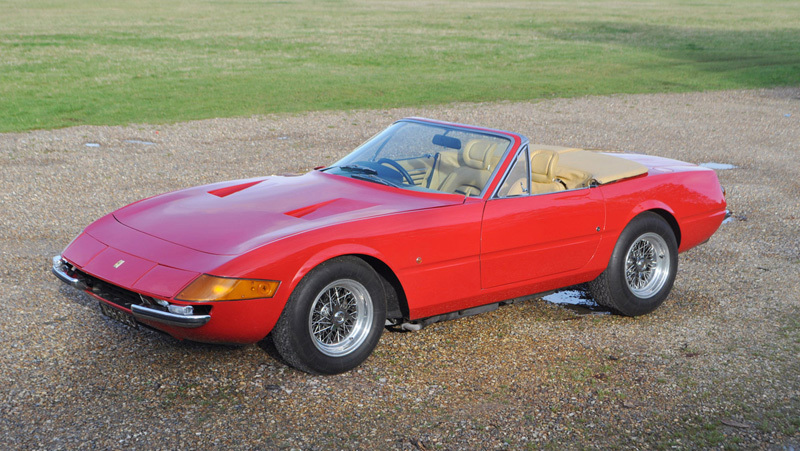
645;208;681;248
354;255;408;320
627;201;681;248
290;246;409;321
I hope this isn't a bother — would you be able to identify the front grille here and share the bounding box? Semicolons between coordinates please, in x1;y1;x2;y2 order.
72;268;211;316
75;269;147;309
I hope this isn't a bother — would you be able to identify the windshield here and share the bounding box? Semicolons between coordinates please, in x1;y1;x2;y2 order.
325;121;512;196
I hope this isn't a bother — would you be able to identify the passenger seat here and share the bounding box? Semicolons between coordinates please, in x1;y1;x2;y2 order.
530;149;565;194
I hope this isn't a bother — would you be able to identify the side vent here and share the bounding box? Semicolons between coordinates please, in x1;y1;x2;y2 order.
208;180;263;198
285;198;377;220
285;199;339;218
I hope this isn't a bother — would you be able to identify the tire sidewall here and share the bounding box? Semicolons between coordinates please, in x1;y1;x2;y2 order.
276;257;386;375
607;213;678;316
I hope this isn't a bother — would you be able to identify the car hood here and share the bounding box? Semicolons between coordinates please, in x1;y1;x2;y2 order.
112;171;460;255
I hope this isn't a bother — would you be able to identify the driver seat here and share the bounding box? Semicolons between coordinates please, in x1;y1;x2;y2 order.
437;139;499;196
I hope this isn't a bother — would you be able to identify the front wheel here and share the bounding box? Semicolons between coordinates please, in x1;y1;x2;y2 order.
272;257;386;375
589;212;678;316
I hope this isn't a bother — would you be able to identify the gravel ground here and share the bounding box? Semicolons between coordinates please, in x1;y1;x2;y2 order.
1;88;798;449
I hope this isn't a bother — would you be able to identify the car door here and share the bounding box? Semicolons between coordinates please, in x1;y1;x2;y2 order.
480;147;605;289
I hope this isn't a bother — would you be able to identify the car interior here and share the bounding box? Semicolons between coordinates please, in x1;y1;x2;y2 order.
395;139;649;197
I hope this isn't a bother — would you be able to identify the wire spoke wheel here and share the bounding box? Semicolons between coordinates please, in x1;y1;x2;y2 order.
588;212;678;316
624;232;670;298
273;257;386;375
308;279;373;357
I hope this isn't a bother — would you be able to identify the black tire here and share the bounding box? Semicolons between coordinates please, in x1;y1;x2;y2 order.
271;257;386;375
589;212;678;316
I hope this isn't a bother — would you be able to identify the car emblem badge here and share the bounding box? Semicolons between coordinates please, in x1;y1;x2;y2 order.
113;260;125;269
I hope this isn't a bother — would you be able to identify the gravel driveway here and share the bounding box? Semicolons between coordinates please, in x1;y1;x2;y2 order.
1;88;798;449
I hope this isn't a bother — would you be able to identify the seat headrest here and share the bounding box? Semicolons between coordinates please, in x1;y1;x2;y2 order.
530;149;559;183
461;140;496;169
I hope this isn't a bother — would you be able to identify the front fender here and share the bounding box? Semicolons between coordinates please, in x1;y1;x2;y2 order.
289;243;395;292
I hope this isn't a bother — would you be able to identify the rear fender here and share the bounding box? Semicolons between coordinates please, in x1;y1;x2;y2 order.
627;200;676;225
616;201;681;247
591;199;679;271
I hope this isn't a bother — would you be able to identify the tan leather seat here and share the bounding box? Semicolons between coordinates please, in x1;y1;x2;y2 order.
506;177;528;196
530;149;565;194
437;139;499;196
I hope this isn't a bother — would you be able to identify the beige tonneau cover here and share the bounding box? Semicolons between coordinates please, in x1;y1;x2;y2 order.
529;145;648;185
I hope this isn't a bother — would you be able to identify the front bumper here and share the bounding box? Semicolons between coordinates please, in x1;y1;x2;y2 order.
130;304;209;328
51;254;87;289
52;255;211;328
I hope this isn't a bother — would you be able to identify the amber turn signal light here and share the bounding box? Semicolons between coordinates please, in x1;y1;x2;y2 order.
177;275;280;302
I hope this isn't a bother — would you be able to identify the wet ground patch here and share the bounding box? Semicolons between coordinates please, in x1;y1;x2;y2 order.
699;162;738;170
542;286;613;315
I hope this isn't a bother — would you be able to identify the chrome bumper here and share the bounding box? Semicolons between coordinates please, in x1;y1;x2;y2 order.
51;255;87;290
130;304;210;328
51;255;211;329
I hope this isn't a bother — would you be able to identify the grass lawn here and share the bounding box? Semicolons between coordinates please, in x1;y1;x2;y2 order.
1;0;799;132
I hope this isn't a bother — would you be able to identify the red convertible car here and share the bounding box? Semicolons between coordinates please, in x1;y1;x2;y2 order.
53;118;726;374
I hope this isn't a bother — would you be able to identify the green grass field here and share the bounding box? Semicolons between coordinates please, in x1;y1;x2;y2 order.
2;0;798;132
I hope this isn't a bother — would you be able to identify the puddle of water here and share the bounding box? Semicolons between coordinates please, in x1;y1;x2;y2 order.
85;143;100;148
542;289;612;315
700;162;738;170
723;209;734;224
722;209;746;224
124;139;156;145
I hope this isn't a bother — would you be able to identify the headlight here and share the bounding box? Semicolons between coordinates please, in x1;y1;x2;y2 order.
176;275;280;302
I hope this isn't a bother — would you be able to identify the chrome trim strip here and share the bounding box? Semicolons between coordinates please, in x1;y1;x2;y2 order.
491;144;529;199
51;255;87;290
130;304;210;328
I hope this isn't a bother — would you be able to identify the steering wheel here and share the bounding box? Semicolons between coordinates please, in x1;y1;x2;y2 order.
377;158;415;185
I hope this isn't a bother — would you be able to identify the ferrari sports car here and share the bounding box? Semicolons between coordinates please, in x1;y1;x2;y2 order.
53;118;726;374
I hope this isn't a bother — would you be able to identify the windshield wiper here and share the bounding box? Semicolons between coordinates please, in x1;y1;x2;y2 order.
333;164;400;188
350;173;400;188
338;164;378;175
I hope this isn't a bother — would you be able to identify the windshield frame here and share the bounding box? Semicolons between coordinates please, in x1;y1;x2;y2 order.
323;118;524;199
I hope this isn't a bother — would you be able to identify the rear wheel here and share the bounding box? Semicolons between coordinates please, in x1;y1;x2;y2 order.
589;212;678;316
272;257;386;375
